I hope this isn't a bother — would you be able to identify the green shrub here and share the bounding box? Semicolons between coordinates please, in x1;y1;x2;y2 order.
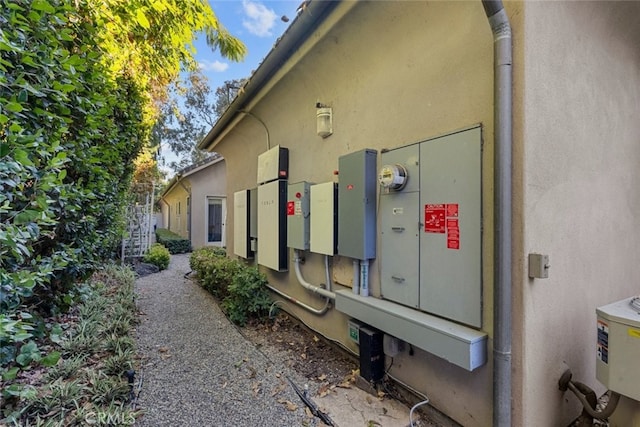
189;249;271;326
155;228;192;254
143;244;170;271
222;266;272;326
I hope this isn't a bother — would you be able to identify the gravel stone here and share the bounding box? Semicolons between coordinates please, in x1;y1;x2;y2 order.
134;254;321;426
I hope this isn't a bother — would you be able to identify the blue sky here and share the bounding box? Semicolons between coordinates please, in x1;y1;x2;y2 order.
195;0;299;91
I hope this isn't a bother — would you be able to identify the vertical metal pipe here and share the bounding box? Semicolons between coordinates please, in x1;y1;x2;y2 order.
481;1;513;426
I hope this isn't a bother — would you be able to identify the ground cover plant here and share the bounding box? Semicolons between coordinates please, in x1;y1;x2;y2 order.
0;265;139;426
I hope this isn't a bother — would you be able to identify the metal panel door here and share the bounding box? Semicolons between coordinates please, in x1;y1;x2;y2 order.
380;192;420;307
419;127;482;328
379;143;420;307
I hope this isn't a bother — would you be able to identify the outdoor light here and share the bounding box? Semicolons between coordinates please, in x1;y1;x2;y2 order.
316;105;332;138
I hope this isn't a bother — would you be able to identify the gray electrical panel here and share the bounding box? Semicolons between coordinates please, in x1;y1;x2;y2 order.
287;182;311;250
380;144;420;307
379;126;482;328
338;149;378;260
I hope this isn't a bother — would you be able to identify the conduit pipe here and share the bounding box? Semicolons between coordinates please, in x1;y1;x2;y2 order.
352;260;360;295
481;1;513;426
324;255;333;293
265;284;330;315
293;250;336;300
359;260;370;297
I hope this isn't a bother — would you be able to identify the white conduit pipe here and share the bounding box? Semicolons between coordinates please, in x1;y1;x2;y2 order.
265;284;330;315
359;259;370;297
352;259;360;295
293;250;336;300
324;255;333;292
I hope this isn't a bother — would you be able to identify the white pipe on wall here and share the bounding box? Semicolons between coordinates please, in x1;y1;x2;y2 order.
293;250;336;300
359;259;370;297
352;259;360;295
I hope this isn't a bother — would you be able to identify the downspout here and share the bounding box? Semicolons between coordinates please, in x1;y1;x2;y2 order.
481;2;513;427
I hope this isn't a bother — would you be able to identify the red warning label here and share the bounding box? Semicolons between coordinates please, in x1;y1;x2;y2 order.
447;218;460;250
424;204;446;233
286;201;295;216
446;203;458;217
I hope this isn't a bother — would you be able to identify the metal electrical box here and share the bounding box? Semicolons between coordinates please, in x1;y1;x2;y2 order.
338;149;377;260
596;296;640;401
310;182;337;255
257;145;288;185
379;144;420;307
257;180;287;271
233;189;253;259
287;182;311;250
358;326;384;382
379;126;482;328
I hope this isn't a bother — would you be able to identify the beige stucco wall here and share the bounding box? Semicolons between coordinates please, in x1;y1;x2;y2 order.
214;2;499;425
515;2;640;426
160;160;227;248
188;160;227;249
161;184;189;238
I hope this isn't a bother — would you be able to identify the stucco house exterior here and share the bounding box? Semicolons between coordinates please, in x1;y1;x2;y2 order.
196;2;640;426
159;155;227;249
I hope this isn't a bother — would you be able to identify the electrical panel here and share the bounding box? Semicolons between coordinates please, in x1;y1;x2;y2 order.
379;143;420;307
310;182;337;255
596;296;640;401
379;126;482;328
287;182;311;250
257;145;289;185
338;149;378;260
233;190;253;259
257;180;287;271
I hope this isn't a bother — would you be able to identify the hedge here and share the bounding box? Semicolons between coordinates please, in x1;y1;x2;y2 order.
189;248;271;326
155;228;192;254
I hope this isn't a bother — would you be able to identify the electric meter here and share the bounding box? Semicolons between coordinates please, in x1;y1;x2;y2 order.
378;164;408;191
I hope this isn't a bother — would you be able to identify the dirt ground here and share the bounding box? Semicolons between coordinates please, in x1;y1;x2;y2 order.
240;314;359;388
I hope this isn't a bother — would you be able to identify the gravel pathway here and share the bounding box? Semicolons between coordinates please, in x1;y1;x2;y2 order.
134;254;320;426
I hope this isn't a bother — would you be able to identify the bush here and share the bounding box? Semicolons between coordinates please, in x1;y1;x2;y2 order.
155;228;191;254
189;248;272;326
143;244;170;271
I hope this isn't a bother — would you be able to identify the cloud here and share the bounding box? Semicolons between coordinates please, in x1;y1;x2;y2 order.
242;0;278;37
199;60;229;72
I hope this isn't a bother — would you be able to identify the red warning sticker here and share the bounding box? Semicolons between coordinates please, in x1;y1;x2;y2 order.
424;204;446;233
446;203;458;217
286;201;295;216
447;218;460;250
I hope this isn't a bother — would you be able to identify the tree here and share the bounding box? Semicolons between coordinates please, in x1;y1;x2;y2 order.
0;0;246;369
153;73;246;171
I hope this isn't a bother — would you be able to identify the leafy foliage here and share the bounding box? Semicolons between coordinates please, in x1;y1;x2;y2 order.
155;228;192;254
143;243;170;271
190;248;272;326
1;0;146;326
1;0;245;371
153;73;245;171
